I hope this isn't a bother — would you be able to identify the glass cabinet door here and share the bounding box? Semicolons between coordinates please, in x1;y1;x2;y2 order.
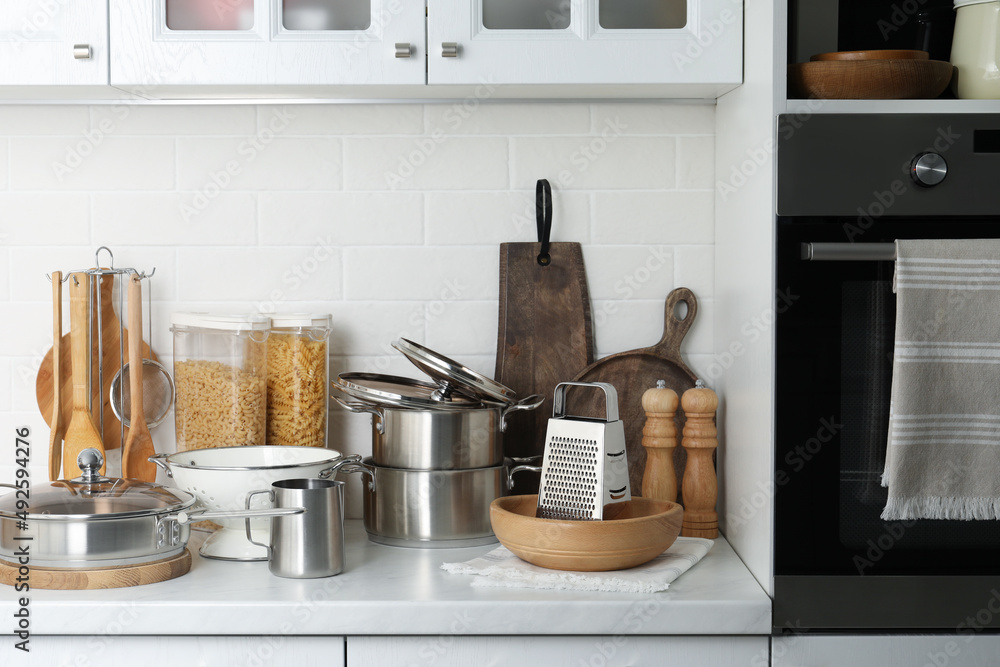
111;0;423;87
0;0;108;85
428;0;741;87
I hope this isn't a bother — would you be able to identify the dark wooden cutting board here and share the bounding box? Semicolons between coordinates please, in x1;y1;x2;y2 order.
495;241;594;491
570;288;699;498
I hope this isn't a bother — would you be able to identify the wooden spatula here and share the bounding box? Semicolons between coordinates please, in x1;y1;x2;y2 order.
63;273;106;478
48;271;65;481
122;274;157;482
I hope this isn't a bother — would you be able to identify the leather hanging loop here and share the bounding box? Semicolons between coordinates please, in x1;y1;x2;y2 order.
536;179;553;266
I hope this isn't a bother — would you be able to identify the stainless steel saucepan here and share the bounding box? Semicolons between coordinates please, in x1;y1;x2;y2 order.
0;449;302;568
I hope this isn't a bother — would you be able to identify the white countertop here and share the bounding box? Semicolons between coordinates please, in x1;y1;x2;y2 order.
7;521;770;637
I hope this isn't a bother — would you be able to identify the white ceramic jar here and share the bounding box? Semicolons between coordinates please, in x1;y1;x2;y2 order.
952;0;1000;98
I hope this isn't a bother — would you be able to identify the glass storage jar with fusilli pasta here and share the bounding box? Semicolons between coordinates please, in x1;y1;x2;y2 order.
170;313;269;452
266;314;332;448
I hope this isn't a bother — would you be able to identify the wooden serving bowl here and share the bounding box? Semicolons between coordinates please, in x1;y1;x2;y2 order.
810;49;929;62
788;59;953;99
489;495;683;572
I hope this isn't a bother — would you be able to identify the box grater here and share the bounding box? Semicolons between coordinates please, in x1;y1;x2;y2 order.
536;382;631;520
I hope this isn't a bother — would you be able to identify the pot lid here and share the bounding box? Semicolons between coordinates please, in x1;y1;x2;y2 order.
392;338;517;406
334;372;485;411
0;449;195;520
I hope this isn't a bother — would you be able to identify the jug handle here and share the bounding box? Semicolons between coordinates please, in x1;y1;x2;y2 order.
245;489;275;558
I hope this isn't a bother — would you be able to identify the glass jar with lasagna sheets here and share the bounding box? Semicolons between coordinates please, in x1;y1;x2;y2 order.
171;314;270;452
266;314;332;448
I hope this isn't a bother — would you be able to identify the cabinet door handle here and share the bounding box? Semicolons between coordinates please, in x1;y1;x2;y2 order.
441;42;459;58
73;44;92;60
395;43;413;58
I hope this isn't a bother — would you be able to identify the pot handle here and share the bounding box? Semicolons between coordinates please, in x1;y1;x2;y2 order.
335;461;376;492
500;394;544;433
174;506;304;525
148;453;172;478
318;453;363;480
245;489;275;557
331;395;386;435
507;463;541;491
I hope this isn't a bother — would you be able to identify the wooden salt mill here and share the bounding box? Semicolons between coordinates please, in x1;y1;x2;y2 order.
680;380;719;538
641;380;680;503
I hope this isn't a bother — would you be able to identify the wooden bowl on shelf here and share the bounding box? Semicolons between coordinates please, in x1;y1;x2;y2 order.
489;494;683;572
810;49;929;62
788;58;954;100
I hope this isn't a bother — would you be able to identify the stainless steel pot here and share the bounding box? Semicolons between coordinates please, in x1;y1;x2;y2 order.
340;457;537;548
333;393;542;470
0;449;301;568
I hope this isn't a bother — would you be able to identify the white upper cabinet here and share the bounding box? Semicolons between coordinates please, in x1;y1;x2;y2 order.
427;0;742;87
0;0;108;85
110;0;426;86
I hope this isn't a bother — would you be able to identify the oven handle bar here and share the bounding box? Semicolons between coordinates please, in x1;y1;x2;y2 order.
801;242;896;261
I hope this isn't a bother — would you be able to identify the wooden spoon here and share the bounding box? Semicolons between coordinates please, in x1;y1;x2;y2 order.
63;273;106;478
48;271;64;481
122;274;157;482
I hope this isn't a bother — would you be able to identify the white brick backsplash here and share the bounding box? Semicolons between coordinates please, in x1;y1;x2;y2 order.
0;193;91;245
426;191;591;245
10;137;174;191
591;103;715;135
674;245;715;298
91;105;257;136
583;246;675;301
425;103;591;136
259;192;424;246
511;136;676;190
343;137;509;191
259;105;423;135
592;192;714;244
425;300;497;356
343;247;498;301
177;247;342;302
177;137;342;191
678;135;716;190
0;106;90;136
0;101;718;504
327;302;425;356
591;298;712;358
93;193;257;245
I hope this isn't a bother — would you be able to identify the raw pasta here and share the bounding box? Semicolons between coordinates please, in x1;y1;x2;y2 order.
174;359;266;451
266;333;328;447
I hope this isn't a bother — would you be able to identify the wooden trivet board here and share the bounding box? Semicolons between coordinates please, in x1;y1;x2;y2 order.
0;549;191;590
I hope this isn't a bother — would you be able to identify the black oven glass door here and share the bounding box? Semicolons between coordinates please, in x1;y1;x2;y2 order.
775;217;1000;577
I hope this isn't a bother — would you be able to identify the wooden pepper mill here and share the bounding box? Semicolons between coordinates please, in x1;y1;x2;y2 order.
680;380;719;538
641;380;680;503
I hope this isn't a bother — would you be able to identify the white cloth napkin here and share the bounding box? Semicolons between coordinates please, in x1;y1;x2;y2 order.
440;537;714;593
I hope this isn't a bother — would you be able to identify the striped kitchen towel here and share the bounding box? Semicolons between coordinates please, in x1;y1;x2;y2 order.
882;239;1000;520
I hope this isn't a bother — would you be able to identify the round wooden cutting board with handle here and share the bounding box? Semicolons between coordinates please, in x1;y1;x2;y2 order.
570;288;699;498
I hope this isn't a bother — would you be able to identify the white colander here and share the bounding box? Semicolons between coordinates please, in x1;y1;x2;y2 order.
150;446;359;561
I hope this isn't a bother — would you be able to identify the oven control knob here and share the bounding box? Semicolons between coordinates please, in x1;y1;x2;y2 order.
910;152;948;187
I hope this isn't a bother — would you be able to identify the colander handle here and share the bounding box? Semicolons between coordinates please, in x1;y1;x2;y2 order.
148;453;172;478
552;382;619;422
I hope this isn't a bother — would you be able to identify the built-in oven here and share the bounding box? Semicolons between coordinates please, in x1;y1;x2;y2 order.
774;114;1000;632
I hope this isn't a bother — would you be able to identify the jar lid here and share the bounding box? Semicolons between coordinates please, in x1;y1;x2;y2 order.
334;372;484;411
0;449;195;521
955;0;993;7
393;338;517;406
269;313;333;329
171;313;269;332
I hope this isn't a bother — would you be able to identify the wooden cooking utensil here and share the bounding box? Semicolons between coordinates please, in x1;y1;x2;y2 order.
570;288;699;497
641;380;680;503
48;271;65;481
122;274;157;482
495;180;594;493
680;381;719;539
63;273;107;478
36;272;157;450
